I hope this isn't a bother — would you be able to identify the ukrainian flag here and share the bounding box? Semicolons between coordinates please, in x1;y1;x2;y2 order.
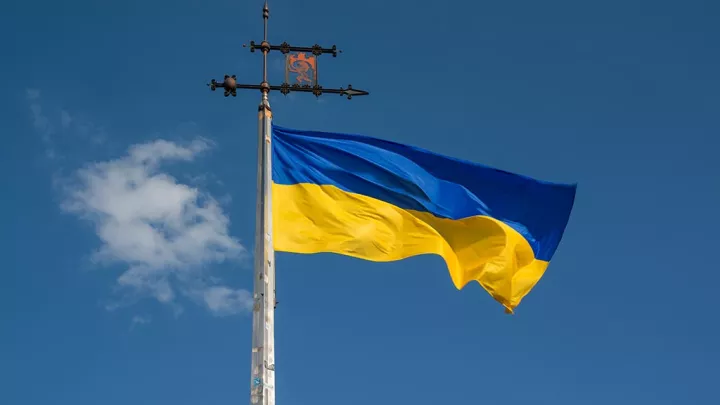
271;125;576;313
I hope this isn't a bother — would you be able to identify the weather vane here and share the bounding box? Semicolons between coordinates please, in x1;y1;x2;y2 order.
205;2;369;405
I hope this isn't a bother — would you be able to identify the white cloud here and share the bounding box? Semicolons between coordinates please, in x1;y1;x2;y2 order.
130;315;152;330
26;88;57;159
203;286;254;317
25;89;107;159
61;138;252;316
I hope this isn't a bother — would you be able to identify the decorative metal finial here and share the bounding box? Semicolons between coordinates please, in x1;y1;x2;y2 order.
206;1;369;100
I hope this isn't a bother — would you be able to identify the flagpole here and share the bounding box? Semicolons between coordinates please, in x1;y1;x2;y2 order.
251;92;276;405
206;2;369;403
250;4;276;405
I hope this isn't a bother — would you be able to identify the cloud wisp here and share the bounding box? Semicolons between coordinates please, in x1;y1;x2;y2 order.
25;88;109;162
26;89;58;159
130;315;152;330
60;137;251;316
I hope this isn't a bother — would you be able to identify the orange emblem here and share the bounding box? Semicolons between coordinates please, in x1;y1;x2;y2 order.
286;53;317;85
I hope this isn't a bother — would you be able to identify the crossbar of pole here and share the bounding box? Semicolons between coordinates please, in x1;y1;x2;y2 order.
248;41;340;56
209;79;369;99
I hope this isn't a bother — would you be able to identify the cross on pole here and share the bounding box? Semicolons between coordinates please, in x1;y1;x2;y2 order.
206;2;369;405
208;5;369;100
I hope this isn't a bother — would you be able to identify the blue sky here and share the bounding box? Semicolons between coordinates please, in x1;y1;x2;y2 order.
2;0;719;404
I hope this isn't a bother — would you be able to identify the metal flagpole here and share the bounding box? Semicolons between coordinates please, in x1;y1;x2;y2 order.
251;93;274;405
207;2;369;404
250;4;276;405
